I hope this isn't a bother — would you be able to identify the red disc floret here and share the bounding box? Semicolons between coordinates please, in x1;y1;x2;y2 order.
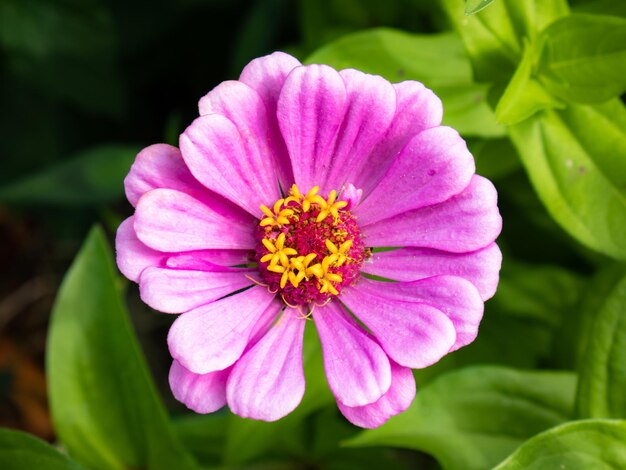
255;186;368;307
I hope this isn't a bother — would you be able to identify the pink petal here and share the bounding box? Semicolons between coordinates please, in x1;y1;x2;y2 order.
362;243;502;300
238;51;302;186
355;126;475;225
277;64;347;193
338;361;415;429
340;285;456;369
124;144;207;207
180;113;281;216
167;300;282;414
165;249;252;269
322;69;396;192
169;360;229;414
352;277;483;352
313;301;391;407
167;286;279;374
134;188;255;252
362;175;502;253
227;311;306;421
198;80;292;190
353;81;443;195
115;216;165;282
138;267;254;313
239;52;301;113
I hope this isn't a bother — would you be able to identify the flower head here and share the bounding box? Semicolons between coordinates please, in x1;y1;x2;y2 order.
116;52;502;428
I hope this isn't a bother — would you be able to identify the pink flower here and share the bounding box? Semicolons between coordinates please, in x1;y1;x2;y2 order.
116;52;502;428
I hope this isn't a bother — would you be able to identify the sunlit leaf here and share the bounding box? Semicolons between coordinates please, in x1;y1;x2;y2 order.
495;419;626;469
465;0;496;16
537;14;626;103
495;40;564;125
509;100;626;260
442;0;569;82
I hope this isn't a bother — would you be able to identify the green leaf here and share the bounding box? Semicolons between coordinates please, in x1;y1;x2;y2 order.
0;428;83;470
345;366;577;470
508;100;626;260
0;145;138;206
465;0;496;15
577;267;626;419
442;0;569;82
494;419;626;469
537;14;626;103
495;40;564;125
305;28;505;137
47;226;197;470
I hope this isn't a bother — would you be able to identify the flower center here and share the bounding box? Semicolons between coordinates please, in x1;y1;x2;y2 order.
255;184;368;308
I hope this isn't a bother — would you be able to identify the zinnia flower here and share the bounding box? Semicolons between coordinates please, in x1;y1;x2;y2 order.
116;52;502;428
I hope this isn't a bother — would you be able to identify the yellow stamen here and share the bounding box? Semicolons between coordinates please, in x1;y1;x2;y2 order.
259;199;293;227
315;189;349;222
307;263;324;279
260;233;297;267
297;186;325;212
310;254;343;295
325;238;352;267
289;253;318;287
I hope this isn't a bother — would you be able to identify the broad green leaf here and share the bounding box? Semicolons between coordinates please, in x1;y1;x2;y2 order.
346;366;576;470
0;145;138;206
442;0;569;82
222;322;334;465
0;428;83;470
495;419;626;469
537;14;626;103
0;0;124;117
508;100;626;260
577;267;626;419
495;40;564;124
465;0;495;15
305;28;504;137
47;226;197;470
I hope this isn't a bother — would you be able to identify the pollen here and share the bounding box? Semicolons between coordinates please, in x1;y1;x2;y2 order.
255;184;368;307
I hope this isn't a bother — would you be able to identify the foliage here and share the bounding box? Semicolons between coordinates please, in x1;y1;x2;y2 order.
2;0;626;468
